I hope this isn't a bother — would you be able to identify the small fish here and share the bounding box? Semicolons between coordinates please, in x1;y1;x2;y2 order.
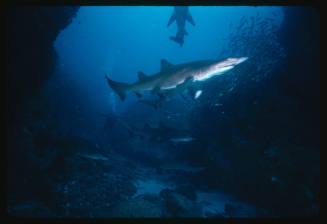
169;137;194;143
78;153;108;161
213;103;223;107
194;90;202;99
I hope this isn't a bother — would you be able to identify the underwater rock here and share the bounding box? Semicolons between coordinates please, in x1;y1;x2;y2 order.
43;151;139;217
174;184;197;201
110;196;163;217
138;194;162;204
223;203;257;218
223;203;235;216
133;179;174;198
203;210;224;218
8;201;53;218
160;189;201;217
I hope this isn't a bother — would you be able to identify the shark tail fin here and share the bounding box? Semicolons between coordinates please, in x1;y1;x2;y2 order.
105;75;129;101
170;36;183;46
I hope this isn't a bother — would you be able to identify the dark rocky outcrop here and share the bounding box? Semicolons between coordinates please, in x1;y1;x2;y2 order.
6;6;79;214
6;6;79;125
277;6;320;146
109;195;163;217
188;7;320;217
159;189;202;217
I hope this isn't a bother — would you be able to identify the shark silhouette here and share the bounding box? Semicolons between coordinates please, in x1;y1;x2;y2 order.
168;6;195;46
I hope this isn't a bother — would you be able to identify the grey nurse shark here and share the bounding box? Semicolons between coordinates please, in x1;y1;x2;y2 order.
105;57;248;101
167;6;196;46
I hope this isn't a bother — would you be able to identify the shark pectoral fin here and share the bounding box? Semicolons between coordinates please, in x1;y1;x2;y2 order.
180;92;188;100
134;91;143;98
177;76;194;89
187;86;197;100
167;12;177;26
152;85;163;96
154;90;166;101
160;59;174;72
186;12;195;26
137;71;148;81
151;86;165;100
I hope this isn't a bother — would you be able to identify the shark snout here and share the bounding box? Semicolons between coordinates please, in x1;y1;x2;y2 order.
220;57;249;67
213;57;248;70
235;57;248;64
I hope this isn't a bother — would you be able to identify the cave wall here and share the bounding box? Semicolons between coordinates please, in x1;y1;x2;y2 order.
5;6;79;210
5;6;80;125
188;6;320;217
278;6;320;124
276;6;320;147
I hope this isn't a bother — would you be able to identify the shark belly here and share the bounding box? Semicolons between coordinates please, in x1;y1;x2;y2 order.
160;71;192;89
133;73;190;91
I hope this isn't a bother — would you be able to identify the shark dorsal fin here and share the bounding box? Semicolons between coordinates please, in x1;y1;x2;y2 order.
137;71;148;81
160;59;173;72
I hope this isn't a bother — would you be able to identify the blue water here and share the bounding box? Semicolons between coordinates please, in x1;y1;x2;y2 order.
52;6;283;136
